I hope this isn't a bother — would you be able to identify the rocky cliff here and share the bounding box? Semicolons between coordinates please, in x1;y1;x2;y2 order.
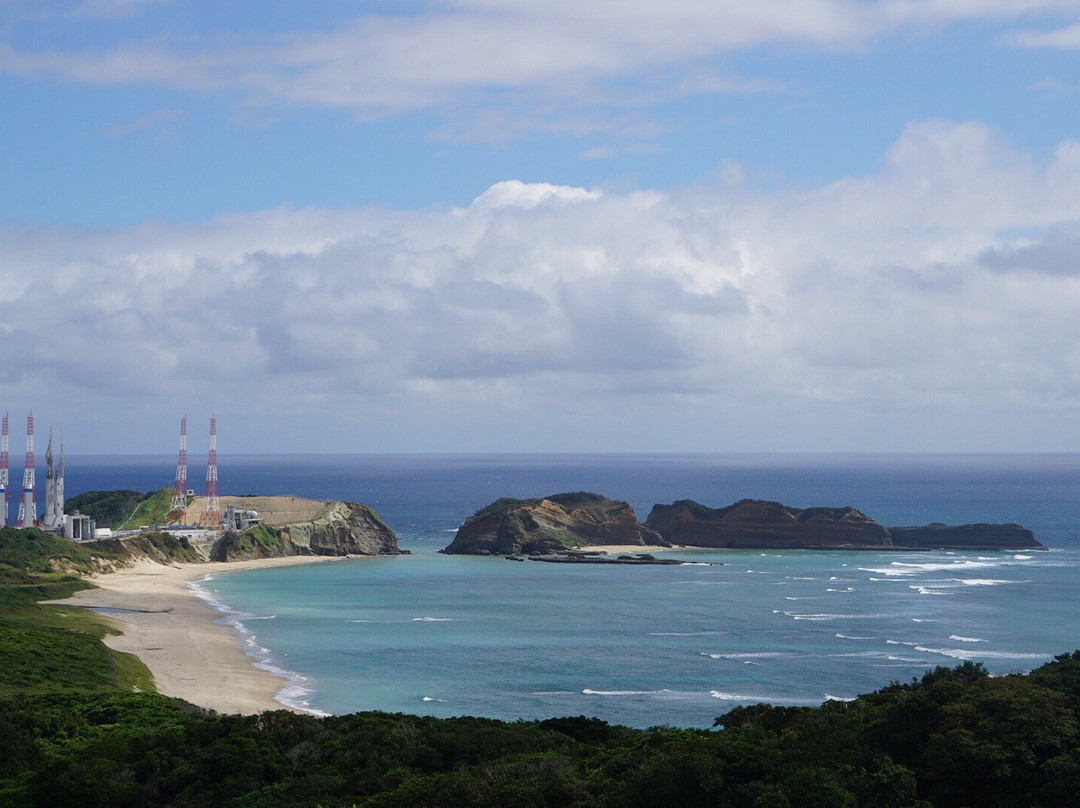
442;492;664;556
645;499;892;549
888;522;1043;550
211;501;400;561
645;499;1045;551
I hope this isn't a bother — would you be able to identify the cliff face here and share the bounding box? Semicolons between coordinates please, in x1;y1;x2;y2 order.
211;501;399;561
645;499;892;549
888;523;1044;550
443;492;663;556
645;499;1045;551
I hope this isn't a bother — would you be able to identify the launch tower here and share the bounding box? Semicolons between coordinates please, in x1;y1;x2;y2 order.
16;413;35;528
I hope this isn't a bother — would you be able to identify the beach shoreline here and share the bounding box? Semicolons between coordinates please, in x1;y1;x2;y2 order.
47;555;345;715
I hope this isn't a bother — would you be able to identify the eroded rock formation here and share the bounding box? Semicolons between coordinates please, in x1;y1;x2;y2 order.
442;492;664;556
211;501;400;561
645;499;892;549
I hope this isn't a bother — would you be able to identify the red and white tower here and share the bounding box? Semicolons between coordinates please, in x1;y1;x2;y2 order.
0;413;9;528
199;416;220;529
16;413;35;528
168;416;188;523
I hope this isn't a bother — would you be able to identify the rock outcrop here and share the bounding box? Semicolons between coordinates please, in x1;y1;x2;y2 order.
887;523;1042;550
442;492;664;556
645;499;1045;551
211;501;400;561
645;499;892;550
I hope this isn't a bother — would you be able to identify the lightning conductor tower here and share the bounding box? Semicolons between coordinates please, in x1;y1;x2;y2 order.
16;413;35;528
199;416;220;529
168;416;188;523
0;413;9;528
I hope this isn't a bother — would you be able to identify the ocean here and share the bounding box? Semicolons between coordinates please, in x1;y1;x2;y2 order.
66;453;1080;729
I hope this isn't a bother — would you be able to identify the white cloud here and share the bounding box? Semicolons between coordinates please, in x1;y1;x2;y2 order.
1012;21;1080;46
3;120;1080;450
3;1;1079;119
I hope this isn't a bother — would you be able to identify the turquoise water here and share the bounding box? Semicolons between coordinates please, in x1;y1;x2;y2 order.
197;547;1076;728
138;453;1080;729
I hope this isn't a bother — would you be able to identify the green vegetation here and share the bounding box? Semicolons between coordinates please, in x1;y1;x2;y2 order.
670;498;860;523
65;489;146;529
66;487;182;530
89;531;205;565
117;488;178;530
0;528;154;697
0;655;1079;805
3;522;1080;805
211;524;291;561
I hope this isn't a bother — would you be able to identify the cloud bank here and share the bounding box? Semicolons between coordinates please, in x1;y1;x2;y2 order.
2;120;1079;451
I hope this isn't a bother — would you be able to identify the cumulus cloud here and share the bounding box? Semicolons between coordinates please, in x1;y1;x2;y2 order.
2;119;1080;450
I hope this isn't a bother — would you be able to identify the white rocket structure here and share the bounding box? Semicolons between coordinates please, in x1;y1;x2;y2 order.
43;431;65;530
0;413;8;528
16;413;35;528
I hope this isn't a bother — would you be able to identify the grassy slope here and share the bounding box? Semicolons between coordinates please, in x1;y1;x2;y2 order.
116;488;176;530
64;489;145;529
0;528;155;696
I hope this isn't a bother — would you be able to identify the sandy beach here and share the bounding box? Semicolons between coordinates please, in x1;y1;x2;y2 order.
45;545;694;716
583;544;696;554
48;555;341;715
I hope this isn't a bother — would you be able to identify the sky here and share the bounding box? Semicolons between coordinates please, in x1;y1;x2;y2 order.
1;0;1080;454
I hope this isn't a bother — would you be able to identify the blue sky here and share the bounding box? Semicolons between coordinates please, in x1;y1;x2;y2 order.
2;1;1080;453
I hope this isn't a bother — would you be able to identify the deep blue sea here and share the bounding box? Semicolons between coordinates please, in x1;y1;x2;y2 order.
67;454;1080;728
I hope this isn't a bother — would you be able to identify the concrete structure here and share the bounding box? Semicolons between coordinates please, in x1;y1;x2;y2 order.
223;504;261;532
63;512;95;541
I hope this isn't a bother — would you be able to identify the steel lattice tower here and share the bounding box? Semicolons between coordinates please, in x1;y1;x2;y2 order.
0;413;9;528
199;416;220;528
16;413;35;528
168;416;188;523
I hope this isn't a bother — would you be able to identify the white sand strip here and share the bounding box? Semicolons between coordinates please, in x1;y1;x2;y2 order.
46;556;340;715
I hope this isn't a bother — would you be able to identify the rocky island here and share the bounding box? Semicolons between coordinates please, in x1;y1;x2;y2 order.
645;499;1044;551
442;492;664;556
443;494;1044;555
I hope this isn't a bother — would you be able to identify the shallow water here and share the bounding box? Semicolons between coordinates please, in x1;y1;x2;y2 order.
112;452;1079;729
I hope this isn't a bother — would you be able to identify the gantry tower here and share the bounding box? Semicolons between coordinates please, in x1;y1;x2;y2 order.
15;413;35;528
167;416;188;523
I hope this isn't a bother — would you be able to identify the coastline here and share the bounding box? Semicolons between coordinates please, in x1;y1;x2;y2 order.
48;555;343;715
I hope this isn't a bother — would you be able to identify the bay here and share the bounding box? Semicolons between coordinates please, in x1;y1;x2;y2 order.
67;453;1080;728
